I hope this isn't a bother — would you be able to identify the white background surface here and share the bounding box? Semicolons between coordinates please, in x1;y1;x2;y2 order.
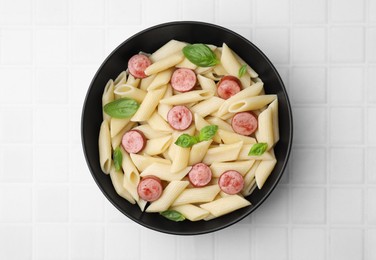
0;0;375;259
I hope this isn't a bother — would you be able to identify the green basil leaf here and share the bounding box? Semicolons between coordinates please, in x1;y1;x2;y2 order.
104;98;139;118
199;125;218;142
183;44;219;67
248;143;268;156
113;147;123;172
175;134;199;148
238;64;247;78
160;210;186;222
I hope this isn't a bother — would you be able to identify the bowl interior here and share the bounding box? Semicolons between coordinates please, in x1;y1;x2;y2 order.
81;21;293;235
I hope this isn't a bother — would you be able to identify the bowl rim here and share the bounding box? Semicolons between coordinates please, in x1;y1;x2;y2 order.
81;20;293;235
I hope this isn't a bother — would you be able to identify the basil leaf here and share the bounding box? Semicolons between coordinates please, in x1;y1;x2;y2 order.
248;143;268;156
199;125;218;142
238;64;247;78
175;134;199;148
183;44;219;67
104;98;139;118
160;210;186;222
113;147;123;171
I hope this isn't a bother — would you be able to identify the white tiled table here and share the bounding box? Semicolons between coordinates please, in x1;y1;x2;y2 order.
0;0;375;259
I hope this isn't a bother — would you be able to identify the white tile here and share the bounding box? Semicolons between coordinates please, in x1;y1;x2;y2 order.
330;148;364;184
108;0;141;25
182;0;215;22
218;0;252;24
35;28;69;65
36;186;68;222
69;144;92;183
0;108;33;143
254;27;289;64
292;228;326;260
293;107;327;145
36;68;69;104
106;26;143;53
0;68;32;104
177;233;214;260
368;108;376;144
330;27;364;62
70;225;104;260
70;185;104;222
36;224;68;260
276;66;289;89
330;188;363;224
292;187;326;224
0;145;32;182
70;107;81;143
71;29;105;64
140;229;176;260
0;0;31;25
291;147;326;184
292;0;326;23
0;185;32;222
330;0;364;22
367;28;376;62
367;148;376;183
143;0;179;25
368;67;376;103
71;0;104;25
256;0;290;24
105;224;140;260
35;145;69;182
0;29;32;64
329;67;364;104
69;66;98;105
292;27;326;63
371;0;376;22
330;228;363;260
35;107;69;144
255;227;288;260
366;229;376;260
330;107;363;144
291;67;326;104
0;225;32;260
215;225;251;260
253;186;289;224
36;0;68;25
368;188;376;224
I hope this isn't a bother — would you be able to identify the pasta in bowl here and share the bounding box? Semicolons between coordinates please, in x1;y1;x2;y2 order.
82;21;292;235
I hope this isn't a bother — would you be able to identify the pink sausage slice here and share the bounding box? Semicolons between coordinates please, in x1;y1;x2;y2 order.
121;130;146;154
128;54;152;79
217;75;241;99
167;105;193;131
188;163;212;187
231;112;258;136
171;68;197;92
218;170;244;195
137;176;163;202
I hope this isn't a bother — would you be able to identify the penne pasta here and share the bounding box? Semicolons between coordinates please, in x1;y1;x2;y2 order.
217;129;256;144
109;165;136;204
200;195;251;217
98;120;112;174
197;74;217;94
227;95;277;113
269;99;280;145
160;89;214;105
113;71;127;87
172;185;221;206
145;52;184;76
255;106;274;149
189;140;212;165
147;69;173;91
171;145;190;173
146;181;189;212
202;141;243;165
147;111;174;133
193;113;221;143
130;153;171;172
171;204;210;221
121;149;140;201
255;159;277;189
132;124;170;139
131;84;167;122
210;160;255;177
102;79;114;122
190;96;224;118
237;144;276;161
111;122;136;149
144;135;172;156
113;84;146;103
206;116;233;132
157;84;173;121
149;39;187;62
140;74;157;91
110;118;130;138
140;162;191;181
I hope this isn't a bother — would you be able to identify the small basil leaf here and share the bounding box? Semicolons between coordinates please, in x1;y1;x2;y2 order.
248;143;268;156
160;210;186;222
199;125;218;142
175;134;199;148
104;98;139;118
238;64;247;78
183;44;219;67
113;147;123;171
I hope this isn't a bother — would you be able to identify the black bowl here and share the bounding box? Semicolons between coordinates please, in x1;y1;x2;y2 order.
81;21;293;235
